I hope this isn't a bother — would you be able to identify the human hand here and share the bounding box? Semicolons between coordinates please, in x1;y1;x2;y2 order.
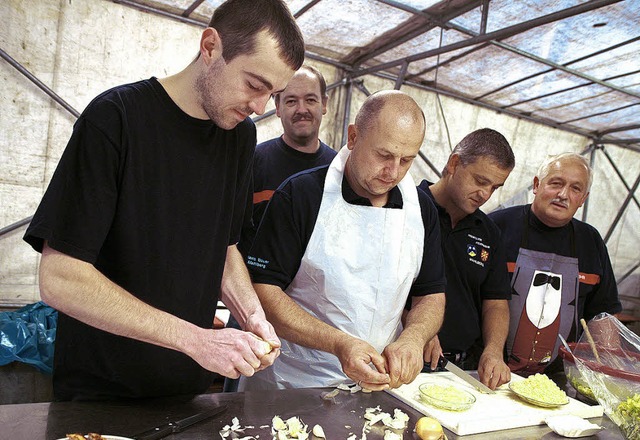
383;339;424;388
477;350;511;389
423;336;443;371
243;313;281;370
335;337;390;391
185;326;278;379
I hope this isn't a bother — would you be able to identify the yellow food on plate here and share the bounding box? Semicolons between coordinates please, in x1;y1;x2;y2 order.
415;416;446;440
510;374;569;406
66;435;105;440
419;383;476;411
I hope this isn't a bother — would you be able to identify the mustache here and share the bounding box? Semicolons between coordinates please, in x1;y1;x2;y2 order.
551;198;568;208
292;113;313;123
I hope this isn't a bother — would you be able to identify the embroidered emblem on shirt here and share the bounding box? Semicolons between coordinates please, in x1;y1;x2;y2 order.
467;244;477;257
481;249;489;262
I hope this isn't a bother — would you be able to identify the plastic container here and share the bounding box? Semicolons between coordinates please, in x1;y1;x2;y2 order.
418;382;476;411
559;342;640;404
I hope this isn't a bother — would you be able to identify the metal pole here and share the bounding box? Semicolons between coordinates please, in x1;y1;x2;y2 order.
479;0;490;34
394;62;409;90
582;144;598;222
418;151;442;178
0;216;33;238
0;48;80;118
617;263;640;285
352;0;622;79
604;172;640;243
293;0;323;18
600;147;640;212
340;80;354;148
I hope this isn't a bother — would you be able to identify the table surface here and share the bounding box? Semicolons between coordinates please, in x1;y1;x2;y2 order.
0;386;625;440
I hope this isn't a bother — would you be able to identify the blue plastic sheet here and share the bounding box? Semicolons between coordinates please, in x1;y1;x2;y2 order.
0;301;57;374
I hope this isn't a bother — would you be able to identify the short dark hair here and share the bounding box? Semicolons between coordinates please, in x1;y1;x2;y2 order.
209;0;305;70
442;128;515;176
274;64;327;104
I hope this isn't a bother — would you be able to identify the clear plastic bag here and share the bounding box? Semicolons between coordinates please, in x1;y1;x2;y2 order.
571;313;640;440
0;301;57;374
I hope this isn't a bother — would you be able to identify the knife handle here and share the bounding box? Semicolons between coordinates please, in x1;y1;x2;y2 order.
133;424;175;440
437;355;448;370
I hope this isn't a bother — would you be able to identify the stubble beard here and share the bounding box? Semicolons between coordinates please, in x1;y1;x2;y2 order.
195;58;233;129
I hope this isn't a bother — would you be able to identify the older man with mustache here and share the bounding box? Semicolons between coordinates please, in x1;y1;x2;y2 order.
489;153;621;384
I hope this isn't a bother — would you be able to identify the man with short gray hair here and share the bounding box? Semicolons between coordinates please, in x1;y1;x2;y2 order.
489;152;621;381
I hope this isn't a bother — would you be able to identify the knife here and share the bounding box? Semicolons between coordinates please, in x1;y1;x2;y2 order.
437;355;495;394
132;405;228;440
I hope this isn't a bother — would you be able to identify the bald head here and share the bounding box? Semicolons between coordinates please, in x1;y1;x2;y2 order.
345;90;425;207
355;90;426;138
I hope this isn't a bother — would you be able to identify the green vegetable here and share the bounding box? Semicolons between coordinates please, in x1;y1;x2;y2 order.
615;393;640;440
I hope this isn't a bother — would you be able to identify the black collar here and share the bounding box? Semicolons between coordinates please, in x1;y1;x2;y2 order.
341;175;403;208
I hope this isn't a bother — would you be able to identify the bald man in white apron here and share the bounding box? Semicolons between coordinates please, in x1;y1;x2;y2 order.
239;91;446;391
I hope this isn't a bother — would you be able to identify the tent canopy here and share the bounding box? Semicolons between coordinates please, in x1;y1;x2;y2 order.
119;0;640;150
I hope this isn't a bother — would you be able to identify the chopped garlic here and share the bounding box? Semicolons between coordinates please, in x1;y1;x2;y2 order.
312;425;325;438
383;431;402;440
321;389;340;400
286;416;304;437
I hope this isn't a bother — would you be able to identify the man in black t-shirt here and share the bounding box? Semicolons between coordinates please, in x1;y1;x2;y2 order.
489;153;621;380
23;0;305;401
239;91;446;392
240;64;337;255
418;128;515;391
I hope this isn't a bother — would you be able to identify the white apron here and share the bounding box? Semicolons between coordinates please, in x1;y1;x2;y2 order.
240;146;424;390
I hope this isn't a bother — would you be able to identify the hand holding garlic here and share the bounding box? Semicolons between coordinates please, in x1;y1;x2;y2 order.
334;336;391;391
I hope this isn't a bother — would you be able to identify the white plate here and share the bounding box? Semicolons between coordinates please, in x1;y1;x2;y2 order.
545;415;603;438
57;436;133;440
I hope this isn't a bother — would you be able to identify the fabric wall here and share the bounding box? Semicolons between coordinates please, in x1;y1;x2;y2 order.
1;0;638;316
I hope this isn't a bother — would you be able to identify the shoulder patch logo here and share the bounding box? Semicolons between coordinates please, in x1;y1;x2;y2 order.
467;244;477;257
481;249;489;262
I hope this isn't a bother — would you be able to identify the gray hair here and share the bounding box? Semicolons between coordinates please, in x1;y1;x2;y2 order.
442;128;515;176
536;152;593;191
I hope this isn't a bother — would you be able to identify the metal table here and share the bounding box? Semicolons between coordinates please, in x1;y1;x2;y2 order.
0;387;625;440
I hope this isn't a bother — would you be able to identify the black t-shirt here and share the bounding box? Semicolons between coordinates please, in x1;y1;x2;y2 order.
247;166;446;297
488;205;622;329
419;181;511;353
23;77;255;400
239;136;336;254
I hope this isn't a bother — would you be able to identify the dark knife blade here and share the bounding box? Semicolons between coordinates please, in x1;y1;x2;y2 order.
438;355;495;394
132;405;227;440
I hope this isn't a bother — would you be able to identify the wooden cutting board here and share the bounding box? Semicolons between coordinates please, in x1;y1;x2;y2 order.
387;372;603;436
